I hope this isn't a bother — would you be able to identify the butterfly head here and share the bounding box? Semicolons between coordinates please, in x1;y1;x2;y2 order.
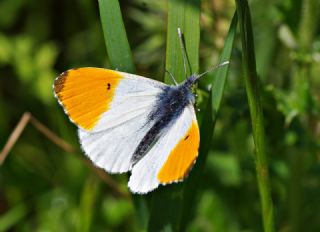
183;74;198;89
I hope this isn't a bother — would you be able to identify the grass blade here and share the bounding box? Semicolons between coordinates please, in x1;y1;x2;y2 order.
98;0;135;72
98;0;148;230
78;176;99;232
165;0;200;83
235;0;275;231
0;203;27;231
148;1;200;231
180;13;238;231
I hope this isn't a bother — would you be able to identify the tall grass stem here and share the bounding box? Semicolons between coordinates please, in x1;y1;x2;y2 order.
236;0;275;231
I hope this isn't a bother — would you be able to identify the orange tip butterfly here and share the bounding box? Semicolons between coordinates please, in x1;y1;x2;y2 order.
53;28;229;194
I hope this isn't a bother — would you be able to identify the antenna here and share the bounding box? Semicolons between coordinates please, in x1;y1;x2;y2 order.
165;70;178;86
195;61;230;81
177;28;192;78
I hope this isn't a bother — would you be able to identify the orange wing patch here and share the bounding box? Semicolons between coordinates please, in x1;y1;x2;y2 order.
54;68;123;131
157;121;200;183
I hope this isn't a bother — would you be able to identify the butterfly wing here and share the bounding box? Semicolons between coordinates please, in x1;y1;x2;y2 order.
54;67;165;132
78;115;156;173
54;67;166;173
128;104;200;194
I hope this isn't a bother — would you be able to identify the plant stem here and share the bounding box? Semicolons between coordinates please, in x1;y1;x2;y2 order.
235;0;275;231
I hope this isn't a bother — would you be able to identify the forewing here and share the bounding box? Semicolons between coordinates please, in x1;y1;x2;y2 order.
128;104;200;194
54;67;165;132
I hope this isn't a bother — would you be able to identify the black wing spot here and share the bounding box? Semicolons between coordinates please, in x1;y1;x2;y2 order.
184;135;189;140
107;83;111;90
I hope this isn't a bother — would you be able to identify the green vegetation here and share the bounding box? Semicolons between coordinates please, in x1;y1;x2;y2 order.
0;0;319;231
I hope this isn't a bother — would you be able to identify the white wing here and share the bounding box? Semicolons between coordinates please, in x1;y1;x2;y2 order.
128;105;200;194
78;114;155;173
93;71;165;131
54;68;166;173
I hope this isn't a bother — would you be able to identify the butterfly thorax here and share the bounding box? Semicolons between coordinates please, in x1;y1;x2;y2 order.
130;76;196;165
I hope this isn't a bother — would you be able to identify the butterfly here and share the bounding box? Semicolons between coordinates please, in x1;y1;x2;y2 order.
53;30;228;194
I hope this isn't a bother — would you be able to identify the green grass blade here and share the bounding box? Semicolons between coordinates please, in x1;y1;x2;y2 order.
0;203;27;232
165;0;200;83
235;1;275;231
98;0;135;72
148;1;200;231
78;176;99;232
179;13;238;231
98;0;148;230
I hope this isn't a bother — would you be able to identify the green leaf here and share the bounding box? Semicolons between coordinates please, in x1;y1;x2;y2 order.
165;0;200;83
78;176;99;232
98;0;135;73
0;203;27;232
236;0;275;231
179;13;238;231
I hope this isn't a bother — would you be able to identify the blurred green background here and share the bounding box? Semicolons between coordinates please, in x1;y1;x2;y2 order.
0;0;319;231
